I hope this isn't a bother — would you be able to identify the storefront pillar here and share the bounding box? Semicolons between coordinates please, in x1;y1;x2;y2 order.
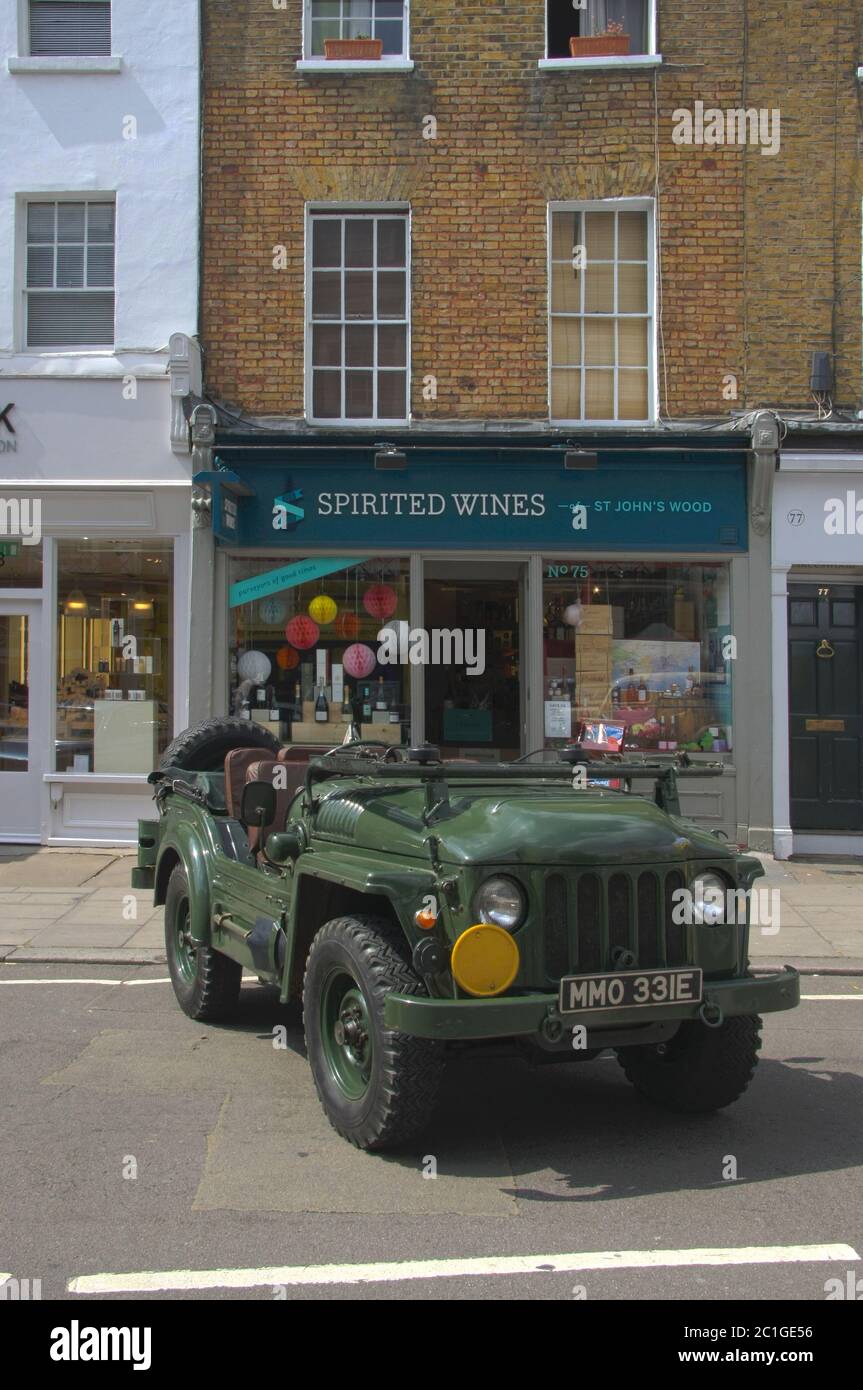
771;564;793;859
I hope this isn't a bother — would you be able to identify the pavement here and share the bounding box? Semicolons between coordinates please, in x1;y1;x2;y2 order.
0;845;860;970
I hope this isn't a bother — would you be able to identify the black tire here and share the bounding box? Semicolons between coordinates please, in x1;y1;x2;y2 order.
164;863;242;1021
159;716;281;773
617;1014;762;1114
303;915;444;1151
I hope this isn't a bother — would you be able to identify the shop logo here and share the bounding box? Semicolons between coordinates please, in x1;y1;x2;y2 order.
0;403;16;454
273;484;304;531
824;491;863;536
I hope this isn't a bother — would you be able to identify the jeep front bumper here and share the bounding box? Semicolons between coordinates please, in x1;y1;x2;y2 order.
383;966;800;1041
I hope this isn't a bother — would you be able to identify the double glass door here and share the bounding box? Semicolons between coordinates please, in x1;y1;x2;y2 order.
0;600;42;839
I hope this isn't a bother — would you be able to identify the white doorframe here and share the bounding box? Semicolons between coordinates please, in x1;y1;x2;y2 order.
0;595;43;842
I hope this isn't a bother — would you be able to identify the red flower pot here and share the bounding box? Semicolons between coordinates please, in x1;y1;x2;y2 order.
324;38;383;60
569;35;631;57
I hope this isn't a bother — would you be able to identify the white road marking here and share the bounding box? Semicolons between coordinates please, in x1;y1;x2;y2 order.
68;1243;859;1294
801;994;862;1001
0;977;172;987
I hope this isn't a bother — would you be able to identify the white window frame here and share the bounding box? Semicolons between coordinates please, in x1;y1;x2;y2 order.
19;193;116;352
540;0;660;70
305;204;411;427
298;0;413;73
547;198;657;427
12;0;120;72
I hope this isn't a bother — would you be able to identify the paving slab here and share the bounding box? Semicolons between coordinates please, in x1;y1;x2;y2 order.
0;853;118;888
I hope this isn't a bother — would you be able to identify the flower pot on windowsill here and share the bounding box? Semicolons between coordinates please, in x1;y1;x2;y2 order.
569;34;631;58
324;37;383;61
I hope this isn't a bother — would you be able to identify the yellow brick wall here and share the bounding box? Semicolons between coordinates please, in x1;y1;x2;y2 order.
201;1;863;420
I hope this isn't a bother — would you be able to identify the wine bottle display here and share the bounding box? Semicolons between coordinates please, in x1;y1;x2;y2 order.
314;684;329;723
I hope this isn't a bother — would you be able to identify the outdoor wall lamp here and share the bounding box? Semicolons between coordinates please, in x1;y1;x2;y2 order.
564;449;598;469
374;445;407;470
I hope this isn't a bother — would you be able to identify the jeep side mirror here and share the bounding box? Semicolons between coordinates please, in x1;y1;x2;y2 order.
240;780;277;829
265;829;304;865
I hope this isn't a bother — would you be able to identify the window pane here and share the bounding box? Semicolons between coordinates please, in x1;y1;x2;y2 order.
377;271;405;318
0;615;29;773
312;370;341;418
26;245;54;288
618;263;647;312
551;316;581;366
345;271;374;318
551;263;581;313
312;271;341;318
584;262;613;313
373;0;404;15
312;324;342;366
345;324;374;366
29;1;111;58
87;203;115;242
618;211;647;260
312;219;341;268
27;203;55;241
345;370;374;417
27;290;114;347
345;219;373;268
377;323;406;366
57;202;85;242
584;318;615;366
551;211;578;261
55;539;175;775
618;317;648;366
377;370;406;418
56;245;84;287
311;17;340;53
584;370;614;419
550;368;581;419
618;370;649;419
585;211;614;260
376;20;403;54
86;245;114;287
377;218;405;267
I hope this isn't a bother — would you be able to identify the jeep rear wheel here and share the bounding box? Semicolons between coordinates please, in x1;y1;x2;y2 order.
303;915;444;1150
164;864;242;1021
617;1014;762;1114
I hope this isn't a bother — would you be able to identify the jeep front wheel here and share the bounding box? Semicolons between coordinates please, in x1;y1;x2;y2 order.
617;1014;762;1114
164;864;242;1021
303;915;443;1150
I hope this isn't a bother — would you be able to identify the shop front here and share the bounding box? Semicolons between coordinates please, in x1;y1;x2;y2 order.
199;442;755;842
771;451;863;858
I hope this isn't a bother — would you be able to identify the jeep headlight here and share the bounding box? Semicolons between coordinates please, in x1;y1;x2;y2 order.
692;872;728;926
474;875;526;931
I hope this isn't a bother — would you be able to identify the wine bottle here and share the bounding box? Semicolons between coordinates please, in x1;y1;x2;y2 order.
637;677;647;703
341;683;352;720
362;685;372;720
293;681;303;721
375;677;387;711
314;683;329;723
626;668;637;704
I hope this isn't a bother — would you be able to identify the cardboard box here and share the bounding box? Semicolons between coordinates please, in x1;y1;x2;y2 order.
578;604;613;635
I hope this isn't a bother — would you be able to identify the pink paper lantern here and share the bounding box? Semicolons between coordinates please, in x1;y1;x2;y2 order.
285;615;319;650
362;584;398;621
342;643;377;679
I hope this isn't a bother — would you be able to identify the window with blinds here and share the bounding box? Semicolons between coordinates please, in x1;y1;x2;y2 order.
29;1;111;58
25;201;115;349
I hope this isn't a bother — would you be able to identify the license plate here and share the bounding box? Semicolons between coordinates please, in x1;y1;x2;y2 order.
559;967;703;1014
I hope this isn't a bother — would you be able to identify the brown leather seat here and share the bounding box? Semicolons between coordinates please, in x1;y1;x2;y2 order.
224;747;271;820
244;757;306;853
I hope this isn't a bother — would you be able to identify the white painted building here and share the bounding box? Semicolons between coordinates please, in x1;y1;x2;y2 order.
0;1;199;843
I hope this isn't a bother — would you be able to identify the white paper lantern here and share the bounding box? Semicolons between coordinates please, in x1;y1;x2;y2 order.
236;650;272;684
563;603;583;627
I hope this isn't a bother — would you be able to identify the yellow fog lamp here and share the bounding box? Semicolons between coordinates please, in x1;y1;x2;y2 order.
451;924;520;998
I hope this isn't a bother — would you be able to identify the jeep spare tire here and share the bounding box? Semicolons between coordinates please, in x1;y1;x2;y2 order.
159;716;281;773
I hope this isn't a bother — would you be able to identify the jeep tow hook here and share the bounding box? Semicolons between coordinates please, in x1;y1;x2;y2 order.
699;999;724;1029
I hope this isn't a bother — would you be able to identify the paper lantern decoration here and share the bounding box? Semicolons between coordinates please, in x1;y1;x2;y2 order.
335;611;360;640
285;615;319;650
343;643;377;679
308;593;338;626
362;584;398;621
276;646;300;671
236;650;272;684
563;603;583;627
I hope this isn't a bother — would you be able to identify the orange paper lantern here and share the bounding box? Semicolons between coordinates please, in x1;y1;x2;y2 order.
276;646;300;671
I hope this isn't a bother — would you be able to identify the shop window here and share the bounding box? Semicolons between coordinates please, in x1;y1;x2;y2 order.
55;540;173;774
228;557;410;748
29;1;111;57
307;208;409;423
24;199;115;349
306;1;408;59
542;562;733;755
549;202;653;423
546;1;650;59
0;537;42;589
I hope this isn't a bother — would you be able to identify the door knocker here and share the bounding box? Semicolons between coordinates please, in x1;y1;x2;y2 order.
816;639;835;659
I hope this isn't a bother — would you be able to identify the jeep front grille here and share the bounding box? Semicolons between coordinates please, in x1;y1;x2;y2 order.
543;868;689;980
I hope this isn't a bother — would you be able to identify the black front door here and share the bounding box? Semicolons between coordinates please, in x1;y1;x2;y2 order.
788;584;863;831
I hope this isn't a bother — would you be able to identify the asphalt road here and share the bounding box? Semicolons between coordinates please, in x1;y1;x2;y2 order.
1;962;861;1302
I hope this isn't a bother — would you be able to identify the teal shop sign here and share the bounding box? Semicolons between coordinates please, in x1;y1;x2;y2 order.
219;452;748;553
229;556;364;608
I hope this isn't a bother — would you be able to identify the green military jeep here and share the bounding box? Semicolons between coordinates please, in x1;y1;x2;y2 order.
134;717;799;1151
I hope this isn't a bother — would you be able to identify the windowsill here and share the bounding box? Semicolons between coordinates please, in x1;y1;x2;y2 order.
538;55;662;72
297;58;414;74
8;55;123;74
44;773;150;784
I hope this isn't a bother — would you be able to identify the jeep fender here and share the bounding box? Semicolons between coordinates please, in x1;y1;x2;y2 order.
154;823;212;944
